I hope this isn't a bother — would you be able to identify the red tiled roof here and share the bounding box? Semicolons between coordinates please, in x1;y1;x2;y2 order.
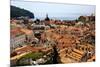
11;28;25;38
14;45;44;55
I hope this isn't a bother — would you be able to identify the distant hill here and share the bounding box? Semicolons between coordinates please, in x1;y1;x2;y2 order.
10;5;34;18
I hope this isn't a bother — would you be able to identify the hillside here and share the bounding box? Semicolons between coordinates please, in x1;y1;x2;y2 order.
10;6;34;18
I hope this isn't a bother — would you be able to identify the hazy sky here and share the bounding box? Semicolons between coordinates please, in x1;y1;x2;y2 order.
11;0;95;19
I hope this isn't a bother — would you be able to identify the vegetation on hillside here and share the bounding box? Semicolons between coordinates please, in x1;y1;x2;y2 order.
11;5;34;18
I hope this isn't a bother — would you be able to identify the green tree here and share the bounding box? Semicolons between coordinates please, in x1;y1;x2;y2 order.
78;16;86;22
11;6;34;18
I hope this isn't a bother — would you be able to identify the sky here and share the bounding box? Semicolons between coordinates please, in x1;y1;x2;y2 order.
11;0;95;19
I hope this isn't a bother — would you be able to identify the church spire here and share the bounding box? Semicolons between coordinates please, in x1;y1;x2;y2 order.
45;13;50;21
46;14;48;17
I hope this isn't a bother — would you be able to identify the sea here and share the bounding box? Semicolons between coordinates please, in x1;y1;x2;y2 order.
33;16;78;21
